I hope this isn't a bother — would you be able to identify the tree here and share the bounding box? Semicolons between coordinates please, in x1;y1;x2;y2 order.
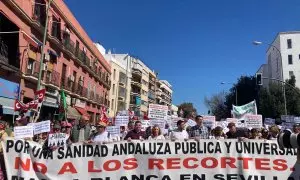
285;76;300;116
177;103;197;118
225;76;258;114
204;91;230;121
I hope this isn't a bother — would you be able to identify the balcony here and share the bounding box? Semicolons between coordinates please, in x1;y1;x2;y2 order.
149;79;155;85
0;41;8;64
131;79;141;87
44;70;60;87
63;38;75;56
132;68;142;77
25;59;40;78
118;87;126;98
148;91;156;100
32;3;46;27
61;76;75;92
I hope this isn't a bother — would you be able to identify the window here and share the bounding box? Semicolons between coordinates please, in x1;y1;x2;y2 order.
111;99;114;110
288;55;293;65
112;84;115;95
287;39;292;49
113;69;116;80
289;71;294;79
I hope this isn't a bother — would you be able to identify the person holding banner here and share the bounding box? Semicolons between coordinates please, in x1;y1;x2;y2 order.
148;125;165;140
71;116;92;143
88;122;111;143
189;115;209;140
170;120;189;141
226;122;247;140
124;121;145;141
210;126;226;140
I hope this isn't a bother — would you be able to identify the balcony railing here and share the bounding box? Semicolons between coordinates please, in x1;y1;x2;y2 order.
45;70;60;87
132;68;142;77
25;59;40;78
0;41;8;64
32;3;46;27
63;38;75;55
61;77;75;92
148;91;156;100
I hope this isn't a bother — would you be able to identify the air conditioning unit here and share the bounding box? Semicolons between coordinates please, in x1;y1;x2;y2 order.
44;54;50;62
69;75;75;82
42;63;47;71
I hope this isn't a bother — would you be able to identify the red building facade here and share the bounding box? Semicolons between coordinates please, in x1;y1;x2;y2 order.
0;0;111;123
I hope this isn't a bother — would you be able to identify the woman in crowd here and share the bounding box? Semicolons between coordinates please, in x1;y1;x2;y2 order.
88;122;110;143
148;125;165;140
211;126;226;140
261;128;269;139
249;128;262;139
267;125;280;140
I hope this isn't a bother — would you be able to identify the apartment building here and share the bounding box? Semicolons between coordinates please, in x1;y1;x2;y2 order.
159;80;173;106
258;32;300;88
0;0;111;123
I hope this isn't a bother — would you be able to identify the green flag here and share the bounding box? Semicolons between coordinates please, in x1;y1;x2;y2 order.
59;89;67;121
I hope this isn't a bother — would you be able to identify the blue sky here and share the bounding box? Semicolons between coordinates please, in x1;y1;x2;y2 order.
65;0;300;114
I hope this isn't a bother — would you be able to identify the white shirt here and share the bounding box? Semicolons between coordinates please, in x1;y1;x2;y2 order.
148;135;165;140
92;131;110;143
170;129;189;140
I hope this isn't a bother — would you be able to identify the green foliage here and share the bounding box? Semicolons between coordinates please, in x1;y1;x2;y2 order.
177;102;197;118
204;91;230;121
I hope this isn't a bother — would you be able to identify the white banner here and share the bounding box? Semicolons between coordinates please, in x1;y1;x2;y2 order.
32;120;51;135
232;100;257;119
149;119;166;130
13;126;33;139
148;104;168;120
245;115;263;129
2;138;299;179
115;116;129;127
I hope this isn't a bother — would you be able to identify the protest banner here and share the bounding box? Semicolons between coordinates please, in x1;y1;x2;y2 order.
106;126;121;138
13;126;33;139
148;104;168;120
141;120;150;131
202;116;216;129
48;133;68;147
232;100;257;120
245;115;263;129
32;120;50;135
2;138;299;180
115;116;129;127
149;119;166;130
264;118;275;128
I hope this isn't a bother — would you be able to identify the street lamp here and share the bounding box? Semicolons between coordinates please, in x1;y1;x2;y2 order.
253;40;287;115
221;82;238;105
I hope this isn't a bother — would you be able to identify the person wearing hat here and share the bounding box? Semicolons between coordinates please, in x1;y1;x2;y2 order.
211;126;226;140
87;122;110;143
170;120;189;141
293;124;300;134
71;116;92;143
226;122;247;139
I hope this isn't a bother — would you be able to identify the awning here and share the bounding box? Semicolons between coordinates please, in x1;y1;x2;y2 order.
22;31;42;48
47;49;58;57
75;107;90;118
67;106;81;120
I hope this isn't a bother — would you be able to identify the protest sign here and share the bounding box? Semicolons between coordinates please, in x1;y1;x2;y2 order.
264;118;275;126
281;115;295;123
115;116;129;126
149;119;165;130
2;138;299;180
202;116;216;129
48;133;68;147
294;117;300;124
32;120;50;135
13;126;33;139
232;100;257;120
245;115;263;129
106;126;120;138
215;120;229;133
148;104;168;120
186;119;196;127
141;120;150;131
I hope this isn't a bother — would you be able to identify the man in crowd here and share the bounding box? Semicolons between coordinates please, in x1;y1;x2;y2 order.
170;120;189;141
71;116;92;143
189;115;209;139
226;122;247;139
124;121;145;141
293;123;300;134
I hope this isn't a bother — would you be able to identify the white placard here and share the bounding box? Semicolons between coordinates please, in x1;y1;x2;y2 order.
106;126;120;138
264;118;275;126
245;114;263;129
148;104;168;120
48;133;68;147
115;116;129;126
149;119;166;130
141;120;150;131
186;119;197;127
226;118;238;124
294;117;300;124
215;121;229;133
14;126;33;139
33;120;50;135
202;116;216;129
281;115;295;123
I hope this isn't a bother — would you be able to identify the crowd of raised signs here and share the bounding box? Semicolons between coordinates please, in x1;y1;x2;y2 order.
0;113;299;179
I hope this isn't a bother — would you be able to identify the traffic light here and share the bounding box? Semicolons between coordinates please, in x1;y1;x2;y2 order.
256;73;262;85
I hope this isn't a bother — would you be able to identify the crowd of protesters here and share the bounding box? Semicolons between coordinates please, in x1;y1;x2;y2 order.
0;113;299;179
